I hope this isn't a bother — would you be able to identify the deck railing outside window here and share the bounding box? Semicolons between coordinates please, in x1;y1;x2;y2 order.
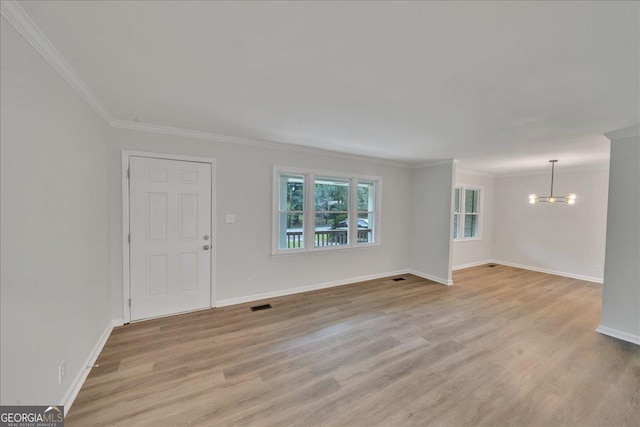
286;229;372;248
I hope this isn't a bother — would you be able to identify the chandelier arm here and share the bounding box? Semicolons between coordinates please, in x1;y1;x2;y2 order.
550;160;555;197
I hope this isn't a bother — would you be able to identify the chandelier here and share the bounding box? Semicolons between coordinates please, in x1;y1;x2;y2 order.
528;160;576;205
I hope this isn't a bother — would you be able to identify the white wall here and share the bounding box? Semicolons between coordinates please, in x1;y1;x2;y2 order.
599;129;640;344
410;161;455;284
493;166;609;282
452;169;495;269
1;19;111;405
108;129;414;321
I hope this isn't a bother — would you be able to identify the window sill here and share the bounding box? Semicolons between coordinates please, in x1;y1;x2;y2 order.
453;237;483;242
272;242;382;256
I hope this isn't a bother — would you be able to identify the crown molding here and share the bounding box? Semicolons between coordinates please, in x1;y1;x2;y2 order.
410;159;455;169
110;119;412;168
455;168;498;178
1;1;114;124
604;127;640;141
1;0;411;169
495;161;609;178
3;0;618;174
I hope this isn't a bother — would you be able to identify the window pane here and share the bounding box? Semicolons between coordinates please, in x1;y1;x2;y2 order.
315;177;349;212
453;214;459;239
279;213;304;250
357;181;375;211
464;214;477;238
465;189;479;213
279;174;304;211
275;171;381;252
315;213;348;247
454;188;460;213
357;213;374;244
357;181;376;244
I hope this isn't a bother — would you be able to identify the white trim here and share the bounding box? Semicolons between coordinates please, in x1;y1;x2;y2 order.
456;168;498;178
491;259;603;283
128;306;212;324
270;242;382;257
2;1;627;176
453;237;483;243
596;325;640;346
121;150;217;323
410;159;456;169
496;162;610;178
0;1;113;124
0;1;413;170
604;127;640;141
112;120;410;169
112;318;124;327
407;270;454;286
62;323;113;414
216;270;411;307
452;260;494;271
121;153;130;323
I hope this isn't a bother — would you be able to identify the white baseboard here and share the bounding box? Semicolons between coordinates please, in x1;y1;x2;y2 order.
62;322;113;414
215;269;412;307
407;270;453;286
452;260;493;271
491;259;603;284
596;325;640;345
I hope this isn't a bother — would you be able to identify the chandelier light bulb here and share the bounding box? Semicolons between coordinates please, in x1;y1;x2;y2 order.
568;198;576;205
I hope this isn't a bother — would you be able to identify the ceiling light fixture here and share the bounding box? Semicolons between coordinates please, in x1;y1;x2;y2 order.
528;160;576;205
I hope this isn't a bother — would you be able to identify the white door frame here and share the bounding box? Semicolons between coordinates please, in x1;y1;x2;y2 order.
122;150;217;323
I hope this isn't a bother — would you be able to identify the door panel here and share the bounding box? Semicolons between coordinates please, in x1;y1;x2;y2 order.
147;193;168;241
129;156;212;321
179;194;198;239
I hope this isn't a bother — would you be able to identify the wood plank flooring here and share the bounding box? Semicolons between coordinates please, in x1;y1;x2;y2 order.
66;265;639;426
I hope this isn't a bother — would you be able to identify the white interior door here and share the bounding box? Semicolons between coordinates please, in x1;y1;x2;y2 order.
129;156;212;321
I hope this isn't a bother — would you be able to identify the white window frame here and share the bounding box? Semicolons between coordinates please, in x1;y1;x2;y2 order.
453;185;483;242
272;166;381;255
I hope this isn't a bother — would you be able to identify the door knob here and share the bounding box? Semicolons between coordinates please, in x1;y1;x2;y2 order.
203;235;209;240
203;245;210;250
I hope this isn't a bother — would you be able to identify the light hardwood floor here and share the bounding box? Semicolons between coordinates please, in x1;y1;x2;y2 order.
66;265;639;426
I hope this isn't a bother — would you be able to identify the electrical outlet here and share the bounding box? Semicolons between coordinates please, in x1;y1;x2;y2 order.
58;361;66;384
225;214;235;224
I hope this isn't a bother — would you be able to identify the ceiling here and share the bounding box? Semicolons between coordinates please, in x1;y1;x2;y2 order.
12;1;640;173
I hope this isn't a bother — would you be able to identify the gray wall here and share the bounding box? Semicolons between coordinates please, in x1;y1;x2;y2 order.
1;20;112;405
410;162;455;284
599;131;640;342
108;129;415;321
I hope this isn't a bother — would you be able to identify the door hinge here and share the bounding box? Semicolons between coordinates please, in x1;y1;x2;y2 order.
128;298;131;308
127;168;130;179
128;234;131;244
